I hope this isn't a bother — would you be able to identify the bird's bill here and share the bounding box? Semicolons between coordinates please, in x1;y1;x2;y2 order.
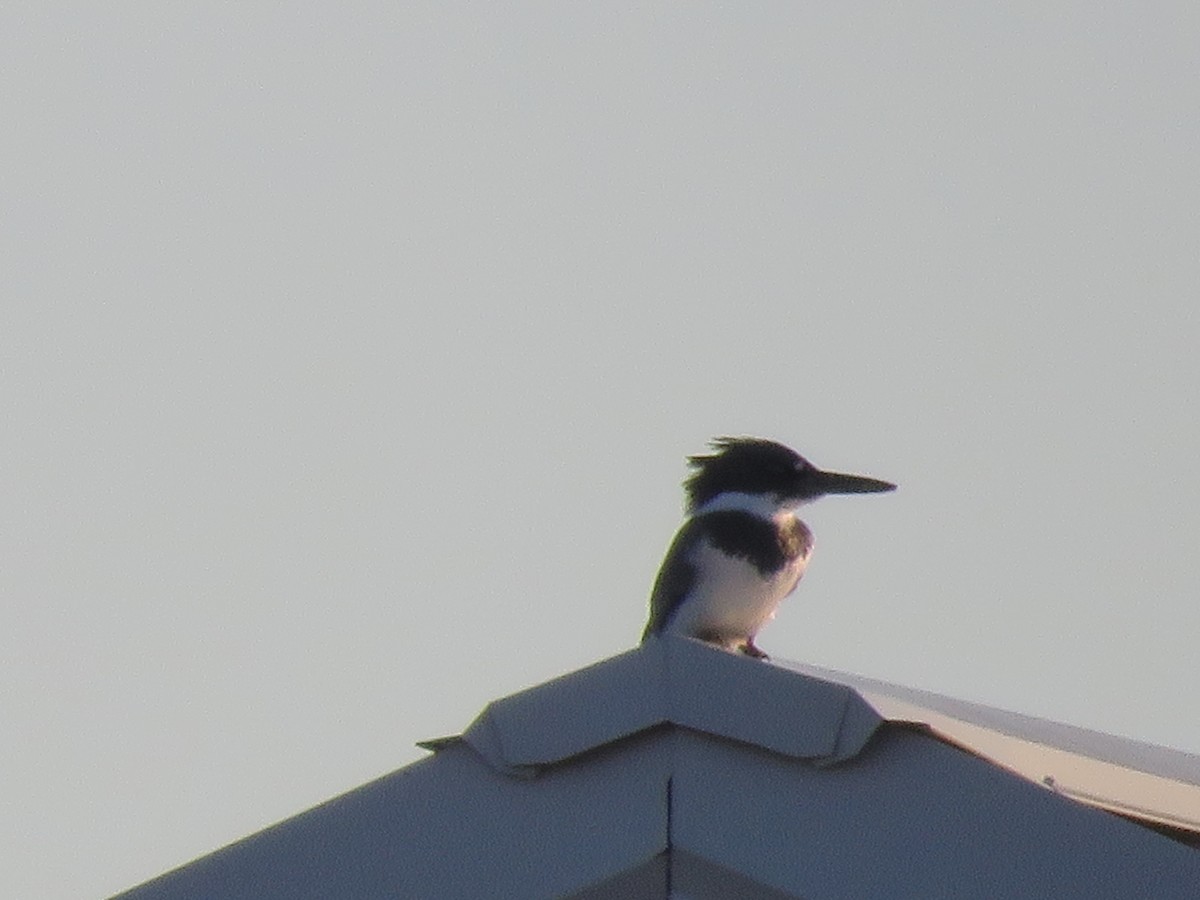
812;469;896;495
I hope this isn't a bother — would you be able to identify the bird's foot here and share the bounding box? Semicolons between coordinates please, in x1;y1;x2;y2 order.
740;641;769;660
691;630;770;660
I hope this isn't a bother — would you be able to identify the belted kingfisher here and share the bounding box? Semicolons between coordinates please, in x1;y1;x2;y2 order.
642;437;895;658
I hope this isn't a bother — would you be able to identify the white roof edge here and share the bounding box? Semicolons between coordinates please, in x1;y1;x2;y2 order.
778;659;1200;834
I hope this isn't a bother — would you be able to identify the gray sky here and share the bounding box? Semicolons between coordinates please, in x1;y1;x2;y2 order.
4;5;1199;898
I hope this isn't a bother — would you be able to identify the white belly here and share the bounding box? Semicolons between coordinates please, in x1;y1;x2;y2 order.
665;538;808;650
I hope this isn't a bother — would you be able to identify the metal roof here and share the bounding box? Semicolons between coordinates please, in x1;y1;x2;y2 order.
783;659;1200;840
114;637;1200;899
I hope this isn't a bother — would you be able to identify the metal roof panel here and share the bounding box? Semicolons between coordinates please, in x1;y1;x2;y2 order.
781;659;1200;835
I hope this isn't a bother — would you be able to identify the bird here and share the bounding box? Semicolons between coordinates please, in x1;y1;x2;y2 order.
642;437;895;659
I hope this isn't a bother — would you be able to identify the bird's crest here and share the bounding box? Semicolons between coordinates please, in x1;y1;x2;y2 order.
683;436;809;511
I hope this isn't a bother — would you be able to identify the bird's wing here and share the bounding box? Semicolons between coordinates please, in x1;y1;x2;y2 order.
642;519;701;639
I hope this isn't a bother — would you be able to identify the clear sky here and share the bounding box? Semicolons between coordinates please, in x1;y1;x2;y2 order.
4;5;1199;898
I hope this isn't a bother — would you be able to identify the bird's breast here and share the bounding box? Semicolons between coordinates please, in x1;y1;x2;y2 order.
666;535;810;642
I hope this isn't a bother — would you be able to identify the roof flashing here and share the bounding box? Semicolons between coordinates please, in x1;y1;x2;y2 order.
444;637;884;775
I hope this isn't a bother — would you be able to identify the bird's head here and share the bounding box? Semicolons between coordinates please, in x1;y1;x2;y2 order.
684;437;896;513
